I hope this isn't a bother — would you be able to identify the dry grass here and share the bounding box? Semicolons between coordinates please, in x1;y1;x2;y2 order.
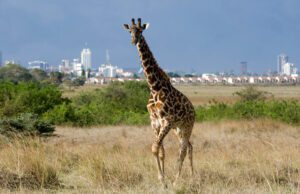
0;119;299;193
63;84;300;105
174;85;300;105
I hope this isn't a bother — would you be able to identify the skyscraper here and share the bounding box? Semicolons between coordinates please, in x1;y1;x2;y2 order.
278;54;288;75
240;61;248;75
81;48;92;72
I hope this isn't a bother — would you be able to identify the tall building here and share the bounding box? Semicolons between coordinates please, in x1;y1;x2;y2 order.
81;48;92;72
0;51;2;67
240;61;248;75
278;54;288;75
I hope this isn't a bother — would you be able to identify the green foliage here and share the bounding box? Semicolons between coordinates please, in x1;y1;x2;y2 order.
0;113;54;137
45;81;150;126
233;86;271;102
0;64;33;83
49;72;64;84
195;87;300;125
0;81;67;117
30;69;49;82
167;72;180;77
72;77;86;86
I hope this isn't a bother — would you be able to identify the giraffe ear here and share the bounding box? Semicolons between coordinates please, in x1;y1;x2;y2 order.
123;24;130;31
143;23;150;30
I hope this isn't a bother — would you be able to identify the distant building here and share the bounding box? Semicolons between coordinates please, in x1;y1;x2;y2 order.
282;62;297;76
99;64;117;77
4;60;19;65
240;61;248;75
81;48;92;72
72;58;83;76
278;54;288;75
28;60;49;71
59;59;72;74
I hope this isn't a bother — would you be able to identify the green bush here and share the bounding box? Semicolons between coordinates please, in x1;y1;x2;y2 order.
0;81;68;117
195;99;300;125
44;82;300;126
44;81;150;126
0;113;54;137
233;86;271;102
0;64;34;83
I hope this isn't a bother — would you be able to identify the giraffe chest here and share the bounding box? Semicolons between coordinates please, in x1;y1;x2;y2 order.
148;90;180;117
147;88;195;123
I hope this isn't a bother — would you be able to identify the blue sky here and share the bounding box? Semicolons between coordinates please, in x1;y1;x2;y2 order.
0;0;299;73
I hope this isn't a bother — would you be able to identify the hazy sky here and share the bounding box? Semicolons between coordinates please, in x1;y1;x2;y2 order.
0;0;299;73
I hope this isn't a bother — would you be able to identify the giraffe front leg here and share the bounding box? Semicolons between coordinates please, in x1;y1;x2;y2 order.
151;141;163;181
152;122;171;187
150;118;164;182
159;144;165;175
173;139;189;186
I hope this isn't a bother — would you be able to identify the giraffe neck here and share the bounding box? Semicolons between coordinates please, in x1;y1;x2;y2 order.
136;35;170;92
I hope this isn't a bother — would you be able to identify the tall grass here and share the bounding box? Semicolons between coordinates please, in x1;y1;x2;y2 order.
0;120;299;193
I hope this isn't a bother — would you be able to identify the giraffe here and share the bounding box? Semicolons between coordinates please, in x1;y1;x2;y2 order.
123;18;195;186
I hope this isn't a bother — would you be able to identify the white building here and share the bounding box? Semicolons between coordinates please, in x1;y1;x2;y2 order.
72;58;83;76
81;48;92;72
4;60;19;66
99;64;117;78
59;59;72;74
282;62;297;76
28;60;49;71
278;54;288;75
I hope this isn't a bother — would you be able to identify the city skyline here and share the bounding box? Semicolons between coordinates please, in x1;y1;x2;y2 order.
1;47;298;76
0;0;300;73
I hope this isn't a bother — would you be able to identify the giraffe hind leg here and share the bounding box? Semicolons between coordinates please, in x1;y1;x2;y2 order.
187;141;194;176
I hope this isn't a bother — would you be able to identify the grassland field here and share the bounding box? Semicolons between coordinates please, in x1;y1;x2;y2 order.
0;84;300;193
64;84;300;105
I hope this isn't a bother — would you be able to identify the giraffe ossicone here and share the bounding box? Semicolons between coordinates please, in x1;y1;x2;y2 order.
123;18;195;186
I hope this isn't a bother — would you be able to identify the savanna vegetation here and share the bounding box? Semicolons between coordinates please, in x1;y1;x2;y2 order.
1;64;300;133
0;64;300;193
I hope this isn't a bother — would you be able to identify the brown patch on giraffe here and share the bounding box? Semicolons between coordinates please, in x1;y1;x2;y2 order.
155;101;164;110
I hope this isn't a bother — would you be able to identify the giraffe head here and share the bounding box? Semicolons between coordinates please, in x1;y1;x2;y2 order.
124;18;149;45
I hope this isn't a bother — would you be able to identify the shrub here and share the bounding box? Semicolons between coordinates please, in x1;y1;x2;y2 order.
195;87;300;125
0;81;68;117
0;64;34;83
233;86;271;102
45;81;150;126
0;113;55;137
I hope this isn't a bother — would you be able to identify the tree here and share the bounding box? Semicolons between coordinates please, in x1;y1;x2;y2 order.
49;72;64;84
233;86;271;102
184;74;194;77
72;77;86;86
167;72;180;77
30;69;49;81
0;64;34;83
